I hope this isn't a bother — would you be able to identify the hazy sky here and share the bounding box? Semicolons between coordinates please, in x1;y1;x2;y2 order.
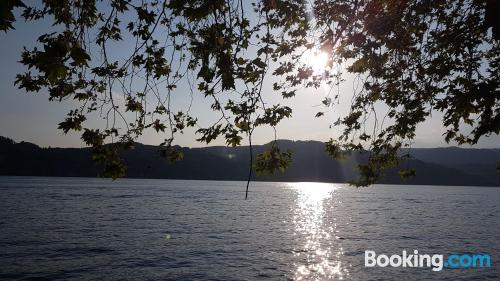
1;10;498;149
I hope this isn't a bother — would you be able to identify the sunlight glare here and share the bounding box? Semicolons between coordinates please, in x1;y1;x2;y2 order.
302;49;329;74
289;182;349;280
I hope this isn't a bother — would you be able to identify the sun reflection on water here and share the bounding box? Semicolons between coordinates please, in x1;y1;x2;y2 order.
289;182;349;280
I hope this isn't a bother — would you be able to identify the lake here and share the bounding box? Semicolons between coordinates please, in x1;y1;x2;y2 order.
0;177;498;280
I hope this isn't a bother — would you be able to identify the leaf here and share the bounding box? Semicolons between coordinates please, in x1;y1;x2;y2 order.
281;90;296;98
348;58;367;73
81;129;104;146
161;148;184;163
325;139;347;160
70;46;91;66
58;112;86;133
47;64;67;83
151;119;166;132
225;131;242;147
0;0;26;31
125;97;143;112
322;97;331;106
252;57;267;69
254;146;293;175
399;168;416;179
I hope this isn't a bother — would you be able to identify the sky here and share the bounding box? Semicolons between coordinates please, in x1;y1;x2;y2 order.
0;7;498;149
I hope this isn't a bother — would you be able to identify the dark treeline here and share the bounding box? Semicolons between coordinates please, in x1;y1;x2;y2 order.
1;136;498;186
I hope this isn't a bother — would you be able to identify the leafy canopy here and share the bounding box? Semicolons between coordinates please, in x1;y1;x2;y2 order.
2;0;499;185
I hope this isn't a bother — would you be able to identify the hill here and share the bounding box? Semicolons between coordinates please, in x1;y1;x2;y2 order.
0;136;498;186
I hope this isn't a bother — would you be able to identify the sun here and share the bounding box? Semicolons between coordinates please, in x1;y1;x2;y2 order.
302;49;329;74
310;51;329;72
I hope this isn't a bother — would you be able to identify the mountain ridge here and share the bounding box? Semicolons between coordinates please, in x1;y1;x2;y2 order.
0;136;498;186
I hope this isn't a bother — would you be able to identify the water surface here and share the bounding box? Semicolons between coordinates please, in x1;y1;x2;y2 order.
0;177;498;280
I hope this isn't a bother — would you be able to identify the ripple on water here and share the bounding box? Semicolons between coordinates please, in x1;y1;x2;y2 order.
0;177;498;280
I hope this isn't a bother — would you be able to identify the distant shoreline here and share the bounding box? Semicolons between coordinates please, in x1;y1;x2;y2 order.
1;175;499;188
1;136;499;187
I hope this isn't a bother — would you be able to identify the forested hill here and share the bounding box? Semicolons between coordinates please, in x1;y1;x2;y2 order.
0;136;498;187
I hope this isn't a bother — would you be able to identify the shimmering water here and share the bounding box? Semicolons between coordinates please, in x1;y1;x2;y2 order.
0;177;498;280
